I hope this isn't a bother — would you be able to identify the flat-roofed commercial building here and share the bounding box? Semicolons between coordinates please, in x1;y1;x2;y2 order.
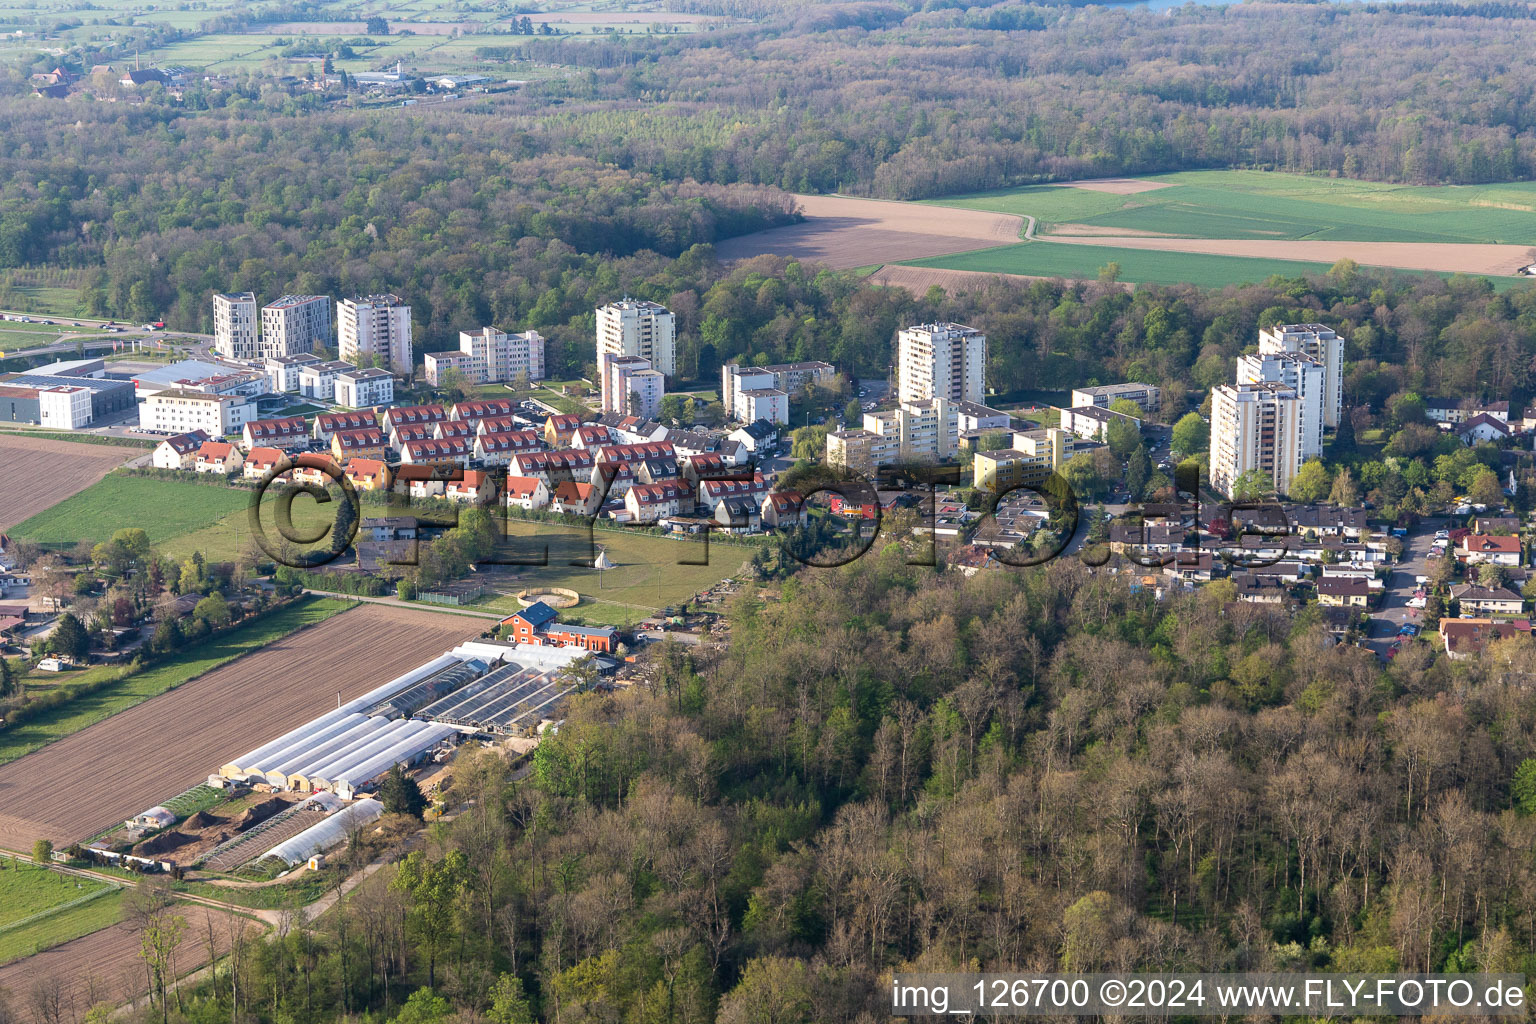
139;389;254;436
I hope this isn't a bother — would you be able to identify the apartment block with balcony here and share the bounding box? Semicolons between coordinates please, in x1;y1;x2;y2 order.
260;295;331;358
213;292;258;361
1211;381;1304;498
1258;323;1343;428
338;294;413;372
597;299;675;412
827;398;958;474
1236;350;1325;459
897;323;985;404
424;327;545;386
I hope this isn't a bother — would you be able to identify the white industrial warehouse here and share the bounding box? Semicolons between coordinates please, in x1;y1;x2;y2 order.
219;640;598;800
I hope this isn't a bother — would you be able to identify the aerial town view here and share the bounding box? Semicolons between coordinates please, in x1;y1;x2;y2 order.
4;0;1536;1020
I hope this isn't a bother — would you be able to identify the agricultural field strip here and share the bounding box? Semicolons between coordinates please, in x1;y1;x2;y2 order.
0;885;117;936
0;605;474;852
0;436;142;531
0;906;247;1011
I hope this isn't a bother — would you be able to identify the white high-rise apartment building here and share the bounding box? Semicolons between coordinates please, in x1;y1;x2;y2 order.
720;361;834;422
1211;382;1304;499
212;292;258;361
604;355;666;419
826;397;958;473
338;295;413;373
260;295;331;359
463;327;544;383
1258;323;1343;428
1237;351;1325;459
596;299;675;411
898;323;986;405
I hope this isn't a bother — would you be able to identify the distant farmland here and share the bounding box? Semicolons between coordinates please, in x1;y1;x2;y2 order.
902;242;1342;290
926;170;1536;244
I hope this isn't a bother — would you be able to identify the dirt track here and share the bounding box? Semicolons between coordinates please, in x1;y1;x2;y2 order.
1038;233;1534;276
715;194;1024;268
0;906;248;1021
0;435;140;531
0;605;475;852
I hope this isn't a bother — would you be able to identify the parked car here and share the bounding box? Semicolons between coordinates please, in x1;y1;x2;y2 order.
1398;623;1420;637
1407;597;1427;609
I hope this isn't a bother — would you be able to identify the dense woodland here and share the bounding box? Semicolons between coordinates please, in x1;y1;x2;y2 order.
29;555;1536;1024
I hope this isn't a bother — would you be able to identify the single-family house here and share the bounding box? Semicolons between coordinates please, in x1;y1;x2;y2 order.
504;476;551;511
1449;584;1524;618
543;413;585;447
243;446;286;481
445;470;497;504
761;490;807;529
1317;577;1371;608
151;429;210;470
551;481;599;517
343;458;392;492
193;440;244;475
1459;533;1523;567
1459;413;1511;445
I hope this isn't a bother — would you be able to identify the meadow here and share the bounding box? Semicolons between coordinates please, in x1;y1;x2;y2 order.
0;857;113;929
927;170;1536;244
474;518;753;625
11;472;252;547
0;889;123;966
904;242;1343;290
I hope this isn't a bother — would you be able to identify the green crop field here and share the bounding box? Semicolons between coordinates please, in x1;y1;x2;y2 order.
0;888;124;966
905;242;1343;289
12;473;252;547
927;171;1536;244
0;857;113;930
0;597;352;766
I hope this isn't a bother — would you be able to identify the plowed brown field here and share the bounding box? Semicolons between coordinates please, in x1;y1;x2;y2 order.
0;605;475;851
0;906;250;1020
715;194;1024;268
0;435;140;530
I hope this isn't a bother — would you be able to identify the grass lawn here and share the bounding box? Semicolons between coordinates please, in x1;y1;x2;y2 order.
0;857;113;930
926;170;1536;243
905;242;1342;289
0;889;124;966
0;597;353;767
12;473;252;547
474;519;751;624
158;492;338;563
